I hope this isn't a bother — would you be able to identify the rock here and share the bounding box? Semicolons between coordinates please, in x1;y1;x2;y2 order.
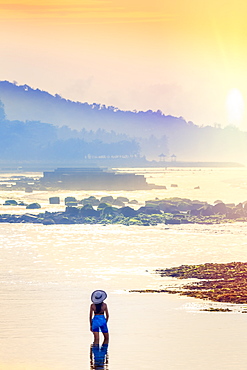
42;213;74;224
166;218;181;224
128;199;138;204
128;218;144;226
116;196;129;203
145;201;159;208
43;219;55;225
118;206;137;217
0;216;9;222
20;214;40;222
176;200;196;212
4;215;20;223
100;196;114;204
190;208;201;216
26;203;41;209
65;206;80;216
144;197;207;213
112;199;125;207
199;205;214;216
191;205;213;216
101;206;119;217
226;204;246;218
97;203;110;210
57;217;75;224
80;204;100;217
190;200;207;210
214;200;223;204
49;197;60;204
80;196;100;206
4;199;17;206
213;202;227;214
226;207;236;218
49;212;64;222
158;202;179;213
171;184;178;187
65;202;78;207
226;203;235;208
194;186;200;189
65;197;77;205
137;206;162;215
236;203;243;209
233;208;245;217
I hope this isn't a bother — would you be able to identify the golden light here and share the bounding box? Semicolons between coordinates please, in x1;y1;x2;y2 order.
226;88;245;127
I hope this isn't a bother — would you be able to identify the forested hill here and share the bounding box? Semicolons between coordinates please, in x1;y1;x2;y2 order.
0;80;191;137
0;103;141;163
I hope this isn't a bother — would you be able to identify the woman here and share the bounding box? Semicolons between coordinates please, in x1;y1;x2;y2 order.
89;290;109;345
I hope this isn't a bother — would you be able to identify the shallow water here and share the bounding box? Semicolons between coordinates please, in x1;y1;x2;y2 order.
1;221;247;369
1;167;247;214
1;168;247;369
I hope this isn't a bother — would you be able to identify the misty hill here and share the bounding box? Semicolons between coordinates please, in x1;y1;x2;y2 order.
0;81;191;138
0;80;247;163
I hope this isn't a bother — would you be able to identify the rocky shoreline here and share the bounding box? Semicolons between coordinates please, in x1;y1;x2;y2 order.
131;262;247;310
1;196;247;225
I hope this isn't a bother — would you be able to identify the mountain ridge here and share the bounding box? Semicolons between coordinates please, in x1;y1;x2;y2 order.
0;80;192;137
0;80;247;164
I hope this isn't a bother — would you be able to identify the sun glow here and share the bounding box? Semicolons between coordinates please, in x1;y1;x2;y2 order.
226;88;245;127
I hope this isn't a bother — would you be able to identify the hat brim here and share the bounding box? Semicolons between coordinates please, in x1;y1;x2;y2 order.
91;290;107;304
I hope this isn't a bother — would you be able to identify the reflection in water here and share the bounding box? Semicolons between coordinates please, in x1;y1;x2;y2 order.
90;343;109;370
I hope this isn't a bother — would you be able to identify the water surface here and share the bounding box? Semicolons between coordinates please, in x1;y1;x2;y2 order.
1;222;247;369
1;167;247;369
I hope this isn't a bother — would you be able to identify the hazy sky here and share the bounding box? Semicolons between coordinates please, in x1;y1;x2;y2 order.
1;0;247;128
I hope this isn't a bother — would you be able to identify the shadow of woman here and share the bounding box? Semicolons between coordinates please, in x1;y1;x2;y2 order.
90;343;109;370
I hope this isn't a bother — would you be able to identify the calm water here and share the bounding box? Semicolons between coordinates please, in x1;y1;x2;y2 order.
1;168;247;369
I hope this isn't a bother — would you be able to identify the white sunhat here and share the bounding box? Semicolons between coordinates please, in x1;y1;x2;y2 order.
91;290;107;304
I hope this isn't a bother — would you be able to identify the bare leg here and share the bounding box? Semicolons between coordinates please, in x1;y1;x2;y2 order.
102;332;109;345
90;345;93;368
93;331;100;345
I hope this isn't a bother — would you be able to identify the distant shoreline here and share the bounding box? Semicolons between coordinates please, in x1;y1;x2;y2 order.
0;161;244;172
141;161;245;168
